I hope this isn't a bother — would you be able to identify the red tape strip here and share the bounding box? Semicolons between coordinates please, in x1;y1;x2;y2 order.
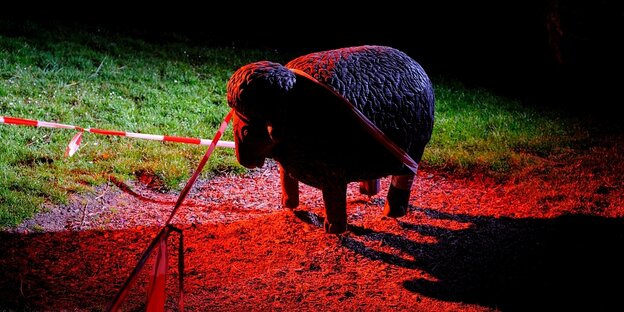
3;116;38;127
89;128;126;136
106;109;233;312
146;235;168;312
164;136;201;145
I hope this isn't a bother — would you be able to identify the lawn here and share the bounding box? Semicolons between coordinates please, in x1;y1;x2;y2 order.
0;20;588;228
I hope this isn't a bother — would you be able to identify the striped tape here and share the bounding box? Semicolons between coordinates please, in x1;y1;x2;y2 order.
2;115;235;156
107;109;233;311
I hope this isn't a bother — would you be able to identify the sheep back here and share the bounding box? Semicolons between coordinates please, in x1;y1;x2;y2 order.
271;46;435;187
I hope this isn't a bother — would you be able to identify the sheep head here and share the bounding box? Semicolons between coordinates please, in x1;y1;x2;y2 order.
226;61;296;168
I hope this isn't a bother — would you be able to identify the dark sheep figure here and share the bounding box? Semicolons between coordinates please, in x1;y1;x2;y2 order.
226;45;435;234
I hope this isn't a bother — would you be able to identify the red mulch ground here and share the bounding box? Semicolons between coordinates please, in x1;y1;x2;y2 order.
1;136;623;311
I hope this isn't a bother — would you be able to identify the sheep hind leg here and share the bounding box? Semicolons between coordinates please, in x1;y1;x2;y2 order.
280;164;299;208
383;174;415;218
322;183;348;234
359;179;381;196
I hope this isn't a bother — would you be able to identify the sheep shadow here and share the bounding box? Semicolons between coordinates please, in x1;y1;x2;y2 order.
295;208;624;311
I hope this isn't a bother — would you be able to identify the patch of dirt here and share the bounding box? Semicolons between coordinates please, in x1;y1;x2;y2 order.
1;137;624;311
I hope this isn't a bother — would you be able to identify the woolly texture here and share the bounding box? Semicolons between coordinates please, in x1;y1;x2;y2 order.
227;61;296;121
226;46;435;189
285;45;435;162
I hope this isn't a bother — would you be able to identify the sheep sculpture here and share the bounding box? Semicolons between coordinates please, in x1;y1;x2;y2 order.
226;45;435;234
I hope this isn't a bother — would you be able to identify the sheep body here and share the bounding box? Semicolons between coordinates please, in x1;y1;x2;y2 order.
226;45;435;233
277;46;434;187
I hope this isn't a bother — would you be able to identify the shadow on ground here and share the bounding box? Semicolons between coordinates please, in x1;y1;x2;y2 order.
312;208;624;311
2;208;623;311
0;226;165;311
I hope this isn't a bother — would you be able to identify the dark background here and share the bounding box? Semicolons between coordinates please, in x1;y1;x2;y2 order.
3;1;623;117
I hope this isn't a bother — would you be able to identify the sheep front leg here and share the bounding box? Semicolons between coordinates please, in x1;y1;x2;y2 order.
280;164;299;208
322;183;348;234
383;174;414;218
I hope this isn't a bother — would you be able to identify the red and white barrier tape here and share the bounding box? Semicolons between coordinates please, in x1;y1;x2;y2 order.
1;115;235;157
3;112;236;310
106;109;234;312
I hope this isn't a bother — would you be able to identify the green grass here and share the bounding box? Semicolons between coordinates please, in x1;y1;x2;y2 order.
424;78;585;175
0;21;588;228
0;21;284;228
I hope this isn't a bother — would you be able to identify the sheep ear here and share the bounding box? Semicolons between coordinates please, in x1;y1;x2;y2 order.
267;124;277;141
267;123;288;143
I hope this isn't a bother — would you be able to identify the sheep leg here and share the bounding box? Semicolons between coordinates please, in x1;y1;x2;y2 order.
383;174;414;218
280;164;299;208
322;183;348;234
359;179;381;196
